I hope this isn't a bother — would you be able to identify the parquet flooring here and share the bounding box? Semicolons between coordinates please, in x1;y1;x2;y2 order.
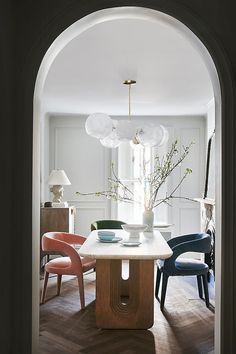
39;268;214;354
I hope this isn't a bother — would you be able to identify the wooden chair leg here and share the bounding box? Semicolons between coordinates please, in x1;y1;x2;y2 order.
155;267;162;301
160;273;169;311
197;275;203;299
77;275;85;309
202;273;210;308
57;274;62;296
41;271;49;304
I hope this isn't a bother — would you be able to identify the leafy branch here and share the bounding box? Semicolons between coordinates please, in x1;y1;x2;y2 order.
76;140;194;210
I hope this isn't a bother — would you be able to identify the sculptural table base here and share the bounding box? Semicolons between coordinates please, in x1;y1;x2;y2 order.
96;259;154;329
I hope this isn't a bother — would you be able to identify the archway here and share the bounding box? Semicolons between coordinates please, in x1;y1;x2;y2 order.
33;5;232;354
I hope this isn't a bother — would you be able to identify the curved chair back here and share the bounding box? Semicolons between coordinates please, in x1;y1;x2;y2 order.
163;233;212;275
91;219;126;231
42;232;86;273
41;232;95;308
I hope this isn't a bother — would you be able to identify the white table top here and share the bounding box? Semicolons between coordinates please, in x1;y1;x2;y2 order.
79;229;173;260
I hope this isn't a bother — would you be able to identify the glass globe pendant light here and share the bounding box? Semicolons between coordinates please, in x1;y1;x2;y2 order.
100;120;121;148
85;112;113;139
137;124;169;147
84;79;169;148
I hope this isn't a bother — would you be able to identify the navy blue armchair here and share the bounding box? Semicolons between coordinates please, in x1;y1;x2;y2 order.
155;232;212;310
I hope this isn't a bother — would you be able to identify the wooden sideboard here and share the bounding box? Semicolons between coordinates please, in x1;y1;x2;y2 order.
40;206;75;265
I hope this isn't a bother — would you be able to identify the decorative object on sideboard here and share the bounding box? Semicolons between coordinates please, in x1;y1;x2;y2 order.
48;169;71;207
85;79;169;149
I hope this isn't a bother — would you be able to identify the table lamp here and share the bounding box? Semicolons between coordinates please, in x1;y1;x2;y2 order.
48;169;71;207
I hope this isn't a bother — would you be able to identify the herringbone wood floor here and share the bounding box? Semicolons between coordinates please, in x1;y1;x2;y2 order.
39;268;214;354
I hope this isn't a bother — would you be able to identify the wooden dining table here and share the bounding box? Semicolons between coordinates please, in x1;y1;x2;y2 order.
79;229;172;329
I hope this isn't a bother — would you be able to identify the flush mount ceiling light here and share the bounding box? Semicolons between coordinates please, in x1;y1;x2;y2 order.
85;80;169;148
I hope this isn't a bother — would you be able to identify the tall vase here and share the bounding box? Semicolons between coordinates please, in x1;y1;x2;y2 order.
142;209;154;232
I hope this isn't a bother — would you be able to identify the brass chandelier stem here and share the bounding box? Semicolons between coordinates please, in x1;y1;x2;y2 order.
123;79;136;120
128;83;131;117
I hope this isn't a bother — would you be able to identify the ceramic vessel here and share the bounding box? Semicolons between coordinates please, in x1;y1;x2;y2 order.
142;209;154;231
97;230;116;241
121;224;148;239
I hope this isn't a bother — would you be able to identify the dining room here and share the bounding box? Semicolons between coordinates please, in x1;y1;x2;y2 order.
38;7;216;354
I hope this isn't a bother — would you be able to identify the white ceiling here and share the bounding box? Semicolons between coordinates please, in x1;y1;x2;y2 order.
42;18;214;116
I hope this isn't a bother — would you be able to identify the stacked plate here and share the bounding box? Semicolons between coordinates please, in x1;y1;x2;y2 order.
121;241;142;247
97;230;122;243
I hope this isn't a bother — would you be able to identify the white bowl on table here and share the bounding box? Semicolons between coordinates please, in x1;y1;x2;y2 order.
121;224;148;240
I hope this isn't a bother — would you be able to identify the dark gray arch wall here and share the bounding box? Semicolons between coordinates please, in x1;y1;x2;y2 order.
1;1;235;353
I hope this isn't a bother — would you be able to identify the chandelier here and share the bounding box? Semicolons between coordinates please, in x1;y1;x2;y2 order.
85;80;169;148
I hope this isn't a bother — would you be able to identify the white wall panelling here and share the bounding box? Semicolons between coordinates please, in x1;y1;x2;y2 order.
169;125;205;236
50;119;110;200
179;207;201;259
179;207;201;235
45;115;111;235
43;114;206;238
180;128;202;198
72;202;107;236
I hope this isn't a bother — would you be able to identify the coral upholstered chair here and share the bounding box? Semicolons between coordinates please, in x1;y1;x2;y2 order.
41;232;96;309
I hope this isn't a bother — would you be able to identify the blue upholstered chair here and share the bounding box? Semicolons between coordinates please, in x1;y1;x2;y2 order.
91;219;126;231
155;232;212;310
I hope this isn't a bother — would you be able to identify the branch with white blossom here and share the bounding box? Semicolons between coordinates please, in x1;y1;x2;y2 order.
76;140;194;211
